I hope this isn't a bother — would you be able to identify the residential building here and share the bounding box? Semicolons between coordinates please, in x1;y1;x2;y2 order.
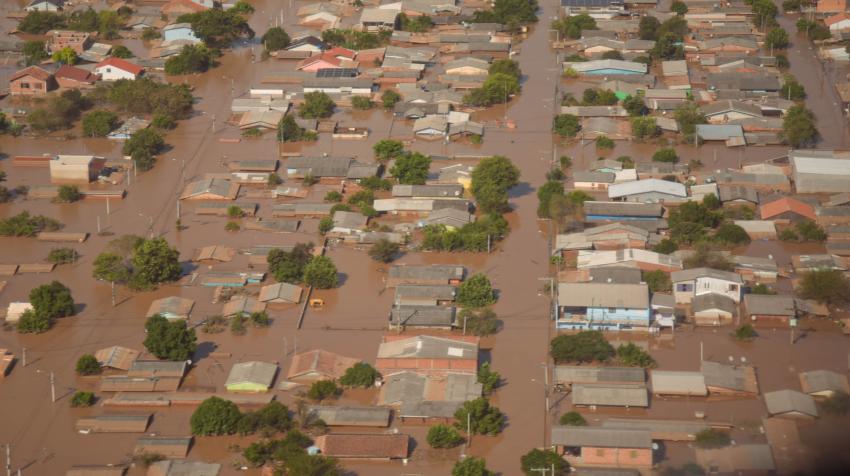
743;294;796;328
179;179;239;200
798;370;850;397
608;179;687;203
162;23;201;44
554;366;646;385
701;360;759;396
10;66;56;96
671;268;743;304
764;389;818;419
692;293;738;326
26;0;63;11
134;437;192;459
583;201;664;223
650;370;708;396
571;383;649;407
557;282;650;330
49;155;101;183
315;433;409;459
287;349;359;381
162;0;208;17
258;282;303;304
577;249;682;272
145;296;194;320
826;13;850;31
564;59;647;75
444;57;490;75
759;197;817;222
54;65;98;89
375;335;478;377
790;150;850;193
148;461;221;476
390;305;456;330
94;58;144;81
47;30;90;54
225;361;277;393
387;265;465;287
731;255;779;282
379;371;482;423
554;223;653;252
307;406;391;427
701;100;763;124
360;7;400;31
573;171;616;190
551;426;653;468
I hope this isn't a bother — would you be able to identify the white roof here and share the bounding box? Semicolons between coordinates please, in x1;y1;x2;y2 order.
791;153;850;176
54;155;95;165
608;179;687;199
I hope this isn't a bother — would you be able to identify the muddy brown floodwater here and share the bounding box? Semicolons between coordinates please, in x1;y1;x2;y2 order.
2;0;850;475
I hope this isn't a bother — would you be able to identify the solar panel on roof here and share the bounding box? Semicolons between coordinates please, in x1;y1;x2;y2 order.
316;68;358;78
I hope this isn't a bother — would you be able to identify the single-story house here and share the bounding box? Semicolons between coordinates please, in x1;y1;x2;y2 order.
93;57;144;81
420;208;474;228
315;433;409;459
179;179;239;200
375;335;478;377
732;220;777;240
692;293;738;326
128;360;187;379
571;383;649;407
391;305;456;330
743;294;795;328
732;255;779;282
307;405;391;427
551;426;653;468
583;201;664;223
554;366;646;385
387;265;465;287
49;155;101;183
759;197;817;223
790;150;850;194
258;282;303;304
134;437;192;459
565;59;647;76
163;23;201;44
764;389;818;419
9;65;56;96
650;370;708;396
287;349;359;381
26;0;63;12
146;296;195;320
94;346;140;371
222;296;265;317
54;65;98;89
798;370;850;397
574;171;616;190
413;115;448;137
577;249;682;272
225;361;277;393
701;360;759;396
331;210;368;234
394;284;457;306
608;179;687;203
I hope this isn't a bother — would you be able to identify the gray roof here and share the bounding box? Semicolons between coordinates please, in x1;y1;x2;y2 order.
392;184;463;198
588;266;643;284
692;293;738;315
181;178;234;199
574;171;616;183
707;73;781;91
671;267;742;284
701;360;758;394
388;265;465;282
601;418;708;440
583;201;663;217
332;210;368;230
799;370;850;395
422;207;474;227
286;156;352;177
148;461;221;476
307;405;391;427
225;361;277;388
560;106;628;117
608;179;687;199
718;185;759;204
764;389;818;417
571;383;649;407
566;59;648;74
551;426;653;448
650;371;708;396
128;360;187;378
558;283;649;309
377;335;476;360
651;293;675;309
258;282;302;303
347;162;379;179
744;294;795;317
696;124;744;141
391;305;456;328
554;365;645;384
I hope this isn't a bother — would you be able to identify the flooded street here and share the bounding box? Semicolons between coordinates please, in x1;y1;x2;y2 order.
2;0;850;475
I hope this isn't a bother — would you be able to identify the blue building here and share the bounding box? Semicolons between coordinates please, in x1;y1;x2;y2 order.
557;282;651;330
162;23;201;44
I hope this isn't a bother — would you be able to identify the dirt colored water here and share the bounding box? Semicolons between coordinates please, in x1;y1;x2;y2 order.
2;1;850;475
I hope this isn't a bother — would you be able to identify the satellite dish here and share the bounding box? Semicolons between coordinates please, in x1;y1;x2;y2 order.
728;356;734;363
741;356;747;363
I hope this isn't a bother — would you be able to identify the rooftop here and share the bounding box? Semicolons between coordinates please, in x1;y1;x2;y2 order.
551;426;653;448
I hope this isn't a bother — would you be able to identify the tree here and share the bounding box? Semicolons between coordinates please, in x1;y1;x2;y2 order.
107;78;193;119
477;362;500;395
653;148;679;163
318;217;334;235
165;44;215;75
651;32;684;60
671;0;688;14
82;110;119;137
262;26;290;51
471;155;520;214
428;424;465;448
733;324;757;341
351;96;372;110
643;270;671;292
277;114;312;142
521;449;570;476
714;223;750;244
267;243;314;283
52;47;78;65
390;152;431;184
302;256;339;289
537;180;565;218
463;73;520;107
601;50;624;60
143;314;197;361
179;8;254;47
595;135;615;149
0;212;61;237
452;457;493;476
76;354;101;375
111;45;134;58
459;308;500;336
373;139;405;161
765;28;789;49
191;397;242;435
457;274;496;308
299;92;335;118
339;362;379;388
23;40;49;65
796;220;827;242
57;185;82;203
559;411;587;426
398;12;433;32
30;281;76;322
17;310;51;333
489;59;521;79
307;380;339;401
454;398;505;436
381;89;401;109
782;105;818;147
131;238;181;288
550;331;614;363
674;102;706;136
231;0;255;14
750;283;776;295
71;391;96;407
694;429;731;448
552;13;597;39
617;342;657;368
123;129;165;172
368;238;400;263
553;114;580;138
638;15;660;40
623;95;646;116
92;252;131;284
47;247;79;264
798;269;850;305
631;116;658;140
18;11;65;34
781;77;806;100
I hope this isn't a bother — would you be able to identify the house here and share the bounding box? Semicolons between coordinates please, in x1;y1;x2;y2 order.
387;265;464;287
790;150;850;193
701;100;763;124
307;405;391;427
315;433;409;460
764;389;818;419
100;375;181;392
393;184;463;199
695;124;745;144
75;415;151;433
731;255;779;282
551;426;653;468
601;418;707;442
148;461;221;476
554;223;653;252
652;293;676;328
718;185;759;206
94;346;140;371
816;206;850;226
695;445;775;475
817;0;847;14
108;117;150;140
573;171;616;190
825;13;850;31
225;361;277;393
47;30;90;54
560;106;628;117
381;371;481;422
134;437;192;459
360;7;400;31
332;210;368;234
564;59;647;76
50;155;101;183
413;115;448;137
661;60;687;77
759;197;816;223
577;249;682;273
706;73;781;92
394;284;456;306
692;293;738;326
287;349;359;381
179;179;239;200
10;66;56;96
608;179;687;203
733;220;777;240
54;65;98;89
571;383;649;407
743;294;796;328
26;0;63;11
799;370;850;397
146;296;195;320
671;268;743;304
444;57;489;75
94;58;144;81
554;366;646;386
421;208;474;228
162;23;201;44
303;77;373;95
162;0;209;17
583;201;664;223
391;305;456;330
258;282;303;304
128;360;187;379
222;296;265;317
4;303;33;324
701;36;758;53
557;282;650;330
791;254;845;272
238;109;283;130
375;335;478;377
701;360;759;395
650;370;708;396
286;35;326;53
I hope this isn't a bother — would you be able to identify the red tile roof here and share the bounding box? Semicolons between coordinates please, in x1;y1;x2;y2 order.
162;0;208;14
825;12;850;26
95;57;144;75
325;46;356;59
10;66;52;82
315;433;409;459
759;197;816;221
55;65;97;83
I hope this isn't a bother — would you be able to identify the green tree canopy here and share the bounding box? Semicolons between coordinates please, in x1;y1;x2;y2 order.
299;91;336;118
550;331;614;363
782;105;818;147
143;314;197;361
307;380;339;401
765;28;789;49
131;238;181;289
559;411;587;426
674;102;706;136
454;398;505;436
178;8;254;47
164;44;215;75
30;281;76;322
427;424;465;448
262;26;290;51
373;139;405;161
76;354;101;375
92;252;131;283
521;449;570;475
381;89;401;108
191;396;242;435
339;362;379;388
453;457;493;476
23;40;49;65
671;0;689;15
302;256;339;289
617;342;657;368
52;47;78;65
457;273;496;308
368;238;400;263
267;243;314;283
798;269;850;305
82;110;119;137
471;155;520;213
489;59;521;79
553;114;581;138
390;151;431;184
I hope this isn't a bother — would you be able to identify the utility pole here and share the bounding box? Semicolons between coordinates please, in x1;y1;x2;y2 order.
6;443;10;476
106;196;110;215
466;412;471;448
21;348;26;368
463;313;468;336
111;281;116;307
50;371;56;403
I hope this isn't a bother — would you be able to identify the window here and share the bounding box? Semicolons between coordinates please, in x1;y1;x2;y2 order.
21;83;30;89
728;284;738;292
595;449;605;457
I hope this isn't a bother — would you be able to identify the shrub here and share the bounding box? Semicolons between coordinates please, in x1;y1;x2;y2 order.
616;342;656;368
477;362;500;395
643;269;671;292
249;311;270;327
559;411;587;426
47;247;79;264
318;217;334;235
427;424;465;448
230;314;246;335
76;354;101;375
381;89;401;108
458;308;501;336
653;148;679;163
0;212;61;237
71;391;95;407
694;429;731;448
351;96;373;110
339;362;379;388
324;191;343;202
550;331;614;363
57;185;82;203
368;238;400;263
733;324;757;341
595;135;615;149
307;380;339;401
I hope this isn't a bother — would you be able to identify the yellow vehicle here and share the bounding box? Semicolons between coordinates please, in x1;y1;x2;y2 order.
309;298;324;309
